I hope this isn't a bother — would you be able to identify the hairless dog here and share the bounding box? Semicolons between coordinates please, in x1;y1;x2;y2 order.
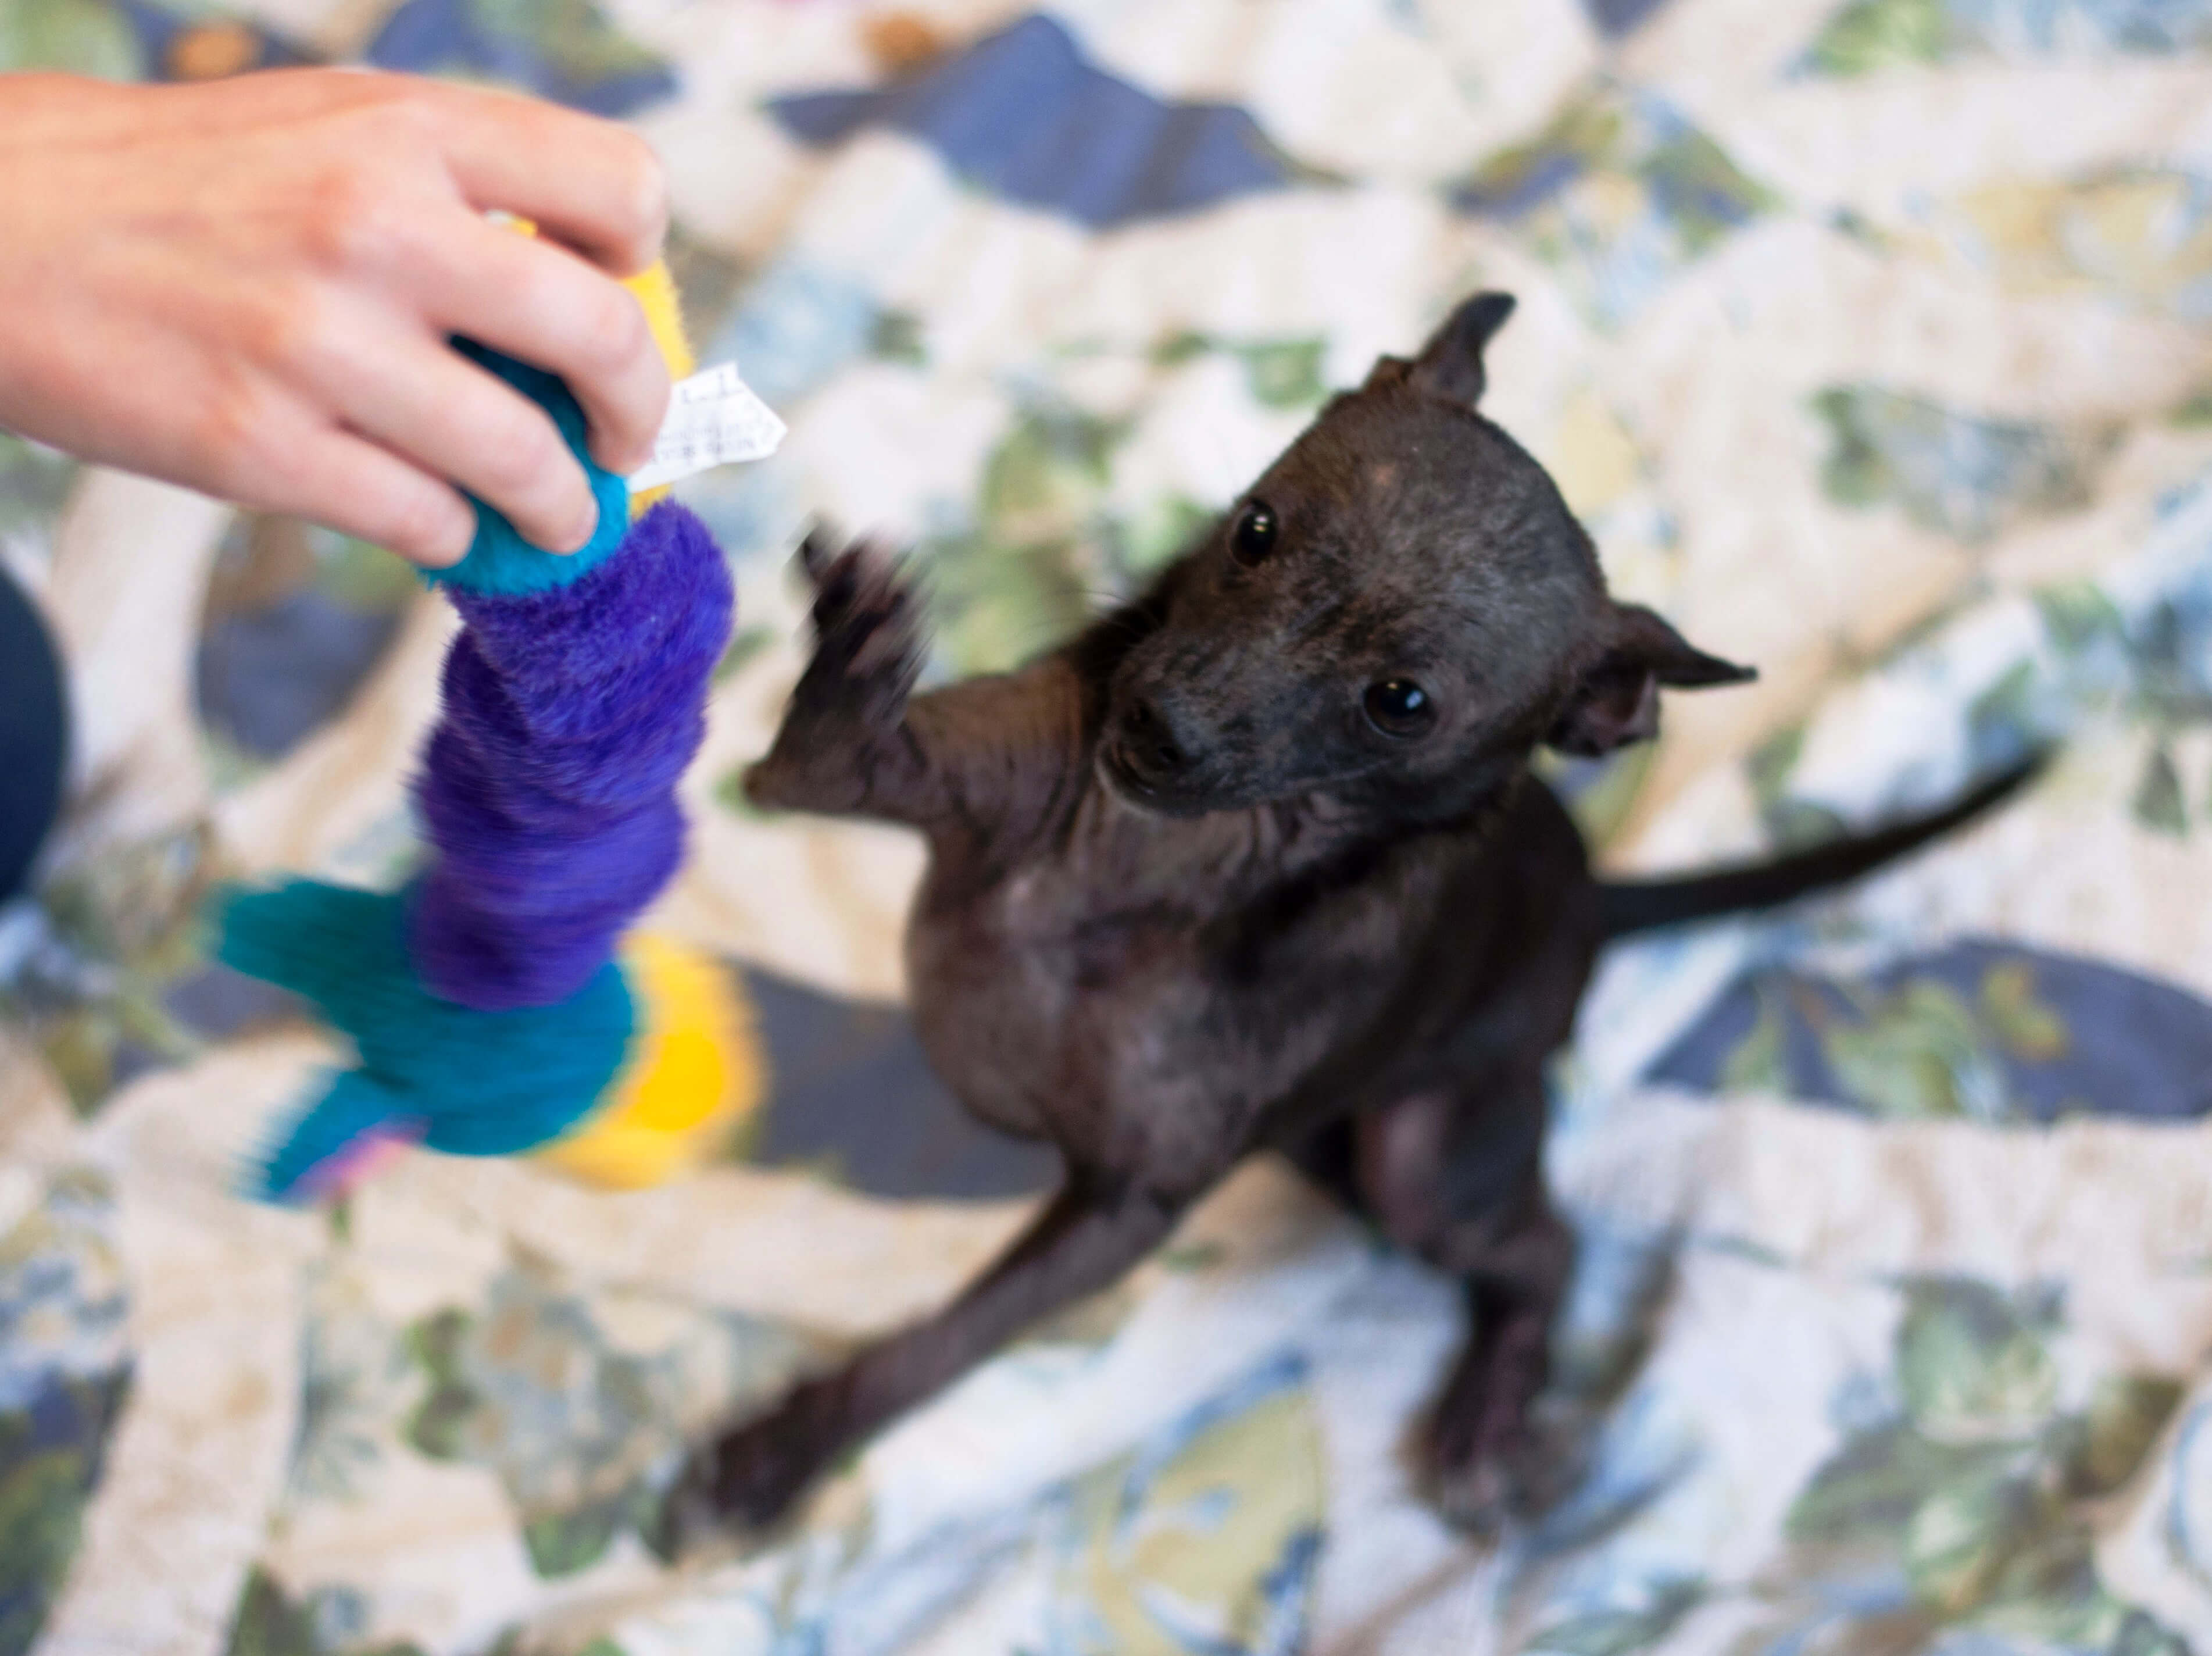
678;291;2033;1537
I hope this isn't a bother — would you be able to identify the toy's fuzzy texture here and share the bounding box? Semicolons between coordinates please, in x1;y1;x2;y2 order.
411;500;734;1010
220;260;753;1201
219;880;635;1200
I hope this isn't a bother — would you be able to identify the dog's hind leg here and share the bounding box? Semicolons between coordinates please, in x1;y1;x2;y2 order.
1356;1071;1574;1535
1420;1171;1574;1534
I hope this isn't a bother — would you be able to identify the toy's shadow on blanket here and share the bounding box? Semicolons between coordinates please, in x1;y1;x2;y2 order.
739;967;1060;1198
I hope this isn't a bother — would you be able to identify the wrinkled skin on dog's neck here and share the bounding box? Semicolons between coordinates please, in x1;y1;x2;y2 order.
687;291;1753;1539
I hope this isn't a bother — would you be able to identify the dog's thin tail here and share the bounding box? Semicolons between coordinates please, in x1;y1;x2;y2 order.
1596;755;2043;940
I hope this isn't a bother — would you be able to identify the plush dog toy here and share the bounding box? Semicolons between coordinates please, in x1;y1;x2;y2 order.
220;260;771;1200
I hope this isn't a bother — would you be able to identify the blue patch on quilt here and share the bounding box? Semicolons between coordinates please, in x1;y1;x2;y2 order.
365;0;677;119
698;260;885;411
197;596;403;762
1583;0;1678;35
1648;937;2212;1123
768;13;1292;230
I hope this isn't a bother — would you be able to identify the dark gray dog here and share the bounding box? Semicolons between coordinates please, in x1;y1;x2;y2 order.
682;291;2027;1535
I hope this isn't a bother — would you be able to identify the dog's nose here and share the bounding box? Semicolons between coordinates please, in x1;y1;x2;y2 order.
1120;698;1192;776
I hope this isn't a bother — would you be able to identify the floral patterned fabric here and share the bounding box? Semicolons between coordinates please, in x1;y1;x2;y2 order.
6;1;2212;1651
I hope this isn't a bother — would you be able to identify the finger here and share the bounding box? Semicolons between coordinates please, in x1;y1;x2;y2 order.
242;427;478;569
13;324;478;567
421;83;668;276
418;219;670;476
296;309;603;555
134;73;667;274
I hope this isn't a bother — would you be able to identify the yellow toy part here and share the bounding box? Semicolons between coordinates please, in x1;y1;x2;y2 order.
621;258;694;513
534;934;764;1190
623;258;696;383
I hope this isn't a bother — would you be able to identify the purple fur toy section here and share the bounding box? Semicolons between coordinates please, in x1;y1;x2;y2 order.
409;502;734;1011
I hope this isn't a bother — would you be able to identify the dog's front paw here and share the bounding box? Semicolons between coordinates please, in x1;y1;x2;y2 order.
670;1377;848;1546
744;534;928;813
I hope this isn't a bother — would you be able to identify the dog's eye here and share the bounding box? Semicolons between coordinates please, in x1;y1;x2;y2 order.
1363;678;1435;738
1230;502;1278;567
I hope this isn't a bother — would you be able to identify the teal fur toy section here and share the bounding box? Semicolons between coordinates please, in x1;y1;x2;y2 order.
210;326;737;1203
218;880;634;1200
433;338;634;596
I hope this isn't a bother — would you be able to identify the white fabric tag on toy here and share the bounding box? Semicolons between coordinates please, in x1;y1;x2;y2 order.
627;362;787;491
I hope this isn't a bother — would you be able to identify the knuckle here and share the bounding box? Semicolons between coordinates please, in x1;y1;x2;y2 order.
607;130;669;256
585;285;652;377
191;370;292;489
476;405;569;501
302;162;411;271
352;88;443;160
237;278;325;369
380;485;468;563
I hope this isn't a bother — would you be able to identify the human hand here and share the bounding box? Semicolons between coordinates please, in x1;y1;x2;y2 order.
0;69;671;566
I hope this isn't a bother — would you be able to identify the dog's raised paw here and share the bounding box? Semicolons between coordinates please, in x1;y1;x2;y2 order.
798;540;922;697
795;525;839;588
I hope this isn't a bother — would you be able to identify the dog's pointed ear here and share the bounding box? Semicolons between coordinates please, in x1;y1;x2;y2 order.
1546;602;1754;758
1361;355;1412;391
1394;291;1517;405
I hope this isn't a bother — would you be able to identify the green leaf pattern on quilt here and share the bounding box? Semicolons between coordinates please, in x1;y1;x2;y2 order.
1775;1278;2188;1648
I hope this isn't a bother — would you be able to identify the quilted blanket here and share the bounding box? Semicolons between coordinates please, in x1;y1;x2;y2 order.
6;2;2212;1652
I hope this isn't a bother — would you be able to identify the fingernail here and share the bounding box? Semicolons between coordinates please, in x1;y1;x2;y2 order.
554;499;599;555
424;508;476;568
596;436;651;477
